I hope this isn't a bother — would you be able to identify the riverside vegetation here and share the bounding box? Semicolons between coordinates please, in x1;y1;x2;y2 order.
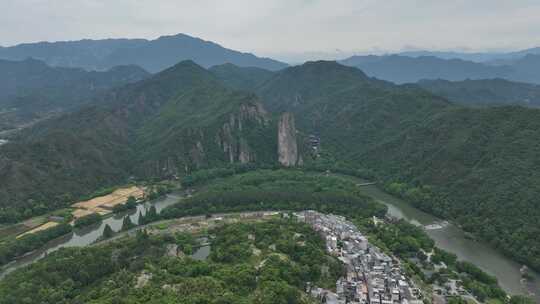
0;169;532;303
171;169;520;303
0;185;171;268
0;219;341;304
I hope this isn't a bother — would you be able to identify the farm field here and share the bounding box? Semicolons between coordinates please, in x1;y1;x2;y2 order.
16;222;59;239
0;186;145;240
71;186;145;218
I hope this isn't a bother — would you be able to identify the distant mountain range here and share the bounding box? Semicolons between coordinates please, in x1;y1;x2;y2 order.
209;63;275;92
398;47;540;63
0;34;288;72
340;54;540;84
0;58;149;131
417;78;540;107
4;33;540;85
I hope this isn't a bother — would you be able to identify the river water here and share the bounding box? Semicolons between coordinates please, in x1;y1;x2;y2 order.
358;184;540;301
191;237;211;261
1;183;539;301
0;193;182;279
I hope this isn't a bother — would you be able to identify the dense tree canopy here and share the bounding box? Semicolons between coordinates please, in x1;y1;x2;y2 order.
0;220;338;304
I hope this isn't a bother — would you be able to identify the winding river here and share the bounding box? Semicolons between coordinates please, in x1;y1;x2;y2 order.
1;182;539;301
0;193;182;279
358;183;540;301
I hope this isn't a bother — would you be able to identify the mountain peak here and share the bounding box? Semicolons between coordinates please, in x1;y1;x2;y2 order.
157;59;213;79
0;34;288;73
108;59;219;112
283;60;369;80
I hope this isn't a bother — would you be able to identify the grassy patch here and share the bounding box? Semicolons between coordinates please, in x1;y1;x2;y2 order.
154;222;171;230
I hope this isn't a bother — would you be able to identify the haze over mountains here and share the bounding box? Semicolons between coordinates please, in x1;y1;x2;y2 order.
1;33;540;277
3;32;540;85
398;47;540;63
339;54;540;84
0;58;149;131
417;78;540;107
0;33;287;72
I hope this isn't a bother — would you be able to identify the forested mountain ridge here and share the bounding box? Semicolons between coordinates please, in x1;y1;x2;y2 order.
0;61;282;222
252;61;540;270
340;54;540;84
508;54;540;84
0;38;147;70
102;33;288;72
339;55;511;84
0;34;288;72
399;46;540;62
256;60;446;133
0;58;149;102
0;58;150;131
418;78;540;107
356;105;540;268
209;63;275;91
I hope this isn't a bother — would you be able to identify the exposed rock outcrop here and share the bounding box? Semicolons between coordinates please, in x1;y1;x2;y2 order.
140;101;272;177
216;101;269;164
135;271;153;289
278;112;300;167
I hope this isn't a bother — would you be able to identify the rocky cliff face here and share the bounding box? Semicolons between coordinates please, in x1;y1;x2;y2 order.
137;100;272;178
278;112;301;166
216;102;269;164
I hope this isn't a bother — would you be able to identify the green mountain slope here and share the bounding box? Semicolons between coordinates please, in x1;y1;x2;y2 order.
418;78;540;107
257;61;446;134
209;63;275;91
255;61;540;270
0;107;134;217
0;61;277;222
0;58;150;131
355;105;540;268
0;58;149;102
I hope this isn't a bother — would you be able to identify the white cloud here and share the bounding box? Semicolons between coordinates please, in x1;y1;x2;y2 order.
1;0;539;59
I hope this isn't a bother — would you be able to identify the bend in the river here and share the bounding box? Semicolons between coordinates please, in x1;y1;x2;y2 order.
357;181;539;301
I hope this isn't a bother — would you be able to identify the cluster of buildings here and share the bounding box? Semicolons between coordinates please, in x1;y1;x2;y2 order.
295;210;424;304
433;279;467;298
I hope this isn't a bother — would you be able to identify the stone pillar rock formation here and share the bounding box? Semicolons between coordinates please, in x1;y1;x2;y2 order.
278;112;299;167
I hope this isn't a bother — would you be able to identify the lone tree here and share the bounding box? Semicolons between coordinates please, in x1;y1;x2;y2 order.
126;196;137;208
137;211;146;225
146;205;158;222
102;224;114;239
121;216;135;231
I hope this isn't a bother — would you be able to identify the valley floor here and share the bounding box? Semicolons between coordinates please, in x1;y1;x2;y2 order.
0;169;534;303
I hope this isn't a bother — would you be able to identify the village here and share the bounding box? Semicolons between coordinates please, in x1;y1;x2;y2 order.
295;210;424;304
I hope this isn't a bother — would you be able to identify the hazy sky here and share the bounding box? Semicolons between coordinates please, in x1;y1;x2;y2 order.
2;0;540;61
